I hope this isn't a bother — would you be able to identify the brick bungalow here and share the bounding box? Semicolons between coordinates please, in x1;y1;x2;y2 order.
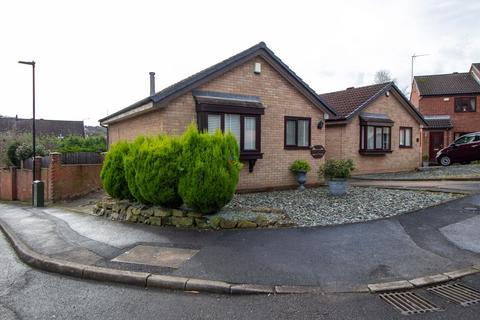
99;42;337;191
410;64;480;161
320;82;427;175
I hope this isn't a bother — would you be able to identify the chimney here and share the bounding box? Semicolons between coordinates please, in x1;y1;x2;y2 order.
149;72;155;96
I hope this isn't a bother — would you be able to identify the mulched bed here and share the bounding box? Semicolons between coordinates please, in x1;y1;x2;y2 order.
225;186;462;227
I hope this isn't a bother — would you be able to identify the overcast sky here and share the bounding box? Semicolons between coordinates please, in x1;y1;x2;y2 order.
1;0;479;126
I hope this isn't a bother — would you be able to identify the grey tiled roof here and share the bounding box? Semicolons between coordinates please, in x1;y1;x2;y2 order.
423;115;453;129
100;42;335;123
0;117;84;136
414;72;480;96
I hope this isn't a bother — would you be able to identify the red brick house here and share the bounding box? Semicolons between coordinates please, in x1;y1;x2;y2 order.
99;42;336;191
321;82;427;174
410;64;480;161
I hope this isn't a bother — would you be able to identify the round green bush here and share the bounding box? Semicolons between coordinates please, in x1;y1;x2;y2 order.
178;125;242;214
135;135;183;208
6;142;20;167
289;159;311;173
100;140;132;200
123;136;150;203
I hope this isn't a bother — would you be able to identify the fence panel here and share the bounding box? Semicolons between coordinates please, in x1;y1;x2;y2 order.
22;158;33;170
41;156;50;168
61;152;102;165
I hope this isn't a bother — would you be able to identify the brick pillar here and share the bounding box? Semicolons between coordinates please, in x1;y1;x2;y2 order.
34;156;42;181
48;152;61;202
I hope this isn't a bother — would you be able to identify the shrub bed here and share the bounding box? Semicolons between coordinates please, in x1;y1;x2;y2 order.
100;124;242;215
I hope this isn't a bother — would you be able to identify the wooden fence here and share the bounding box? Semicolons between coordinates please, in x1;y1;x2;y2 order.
61;152;103;165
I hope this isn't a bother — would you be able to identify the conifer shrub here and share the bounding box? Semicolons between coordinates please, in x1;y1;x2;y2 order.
123;136;150;203
135;135;183;208
100;140;132;200
178;125;242;214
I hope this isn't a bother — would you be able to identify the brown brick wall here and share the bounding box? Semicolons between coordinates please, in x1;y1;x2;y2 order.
326;93;422;175
0;154;100;202
0;168;15;200
108;57;327;190
48;153;102;201
418;95;480;139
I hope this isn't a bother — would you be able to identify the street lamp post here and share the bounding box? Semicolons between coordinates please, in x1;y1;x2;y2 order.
18;60;36;206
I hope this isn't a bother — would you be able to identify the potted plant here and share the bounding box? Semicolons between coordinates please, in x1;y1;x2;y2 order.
289;160;311;190
318;159;355;196
422;155;429;167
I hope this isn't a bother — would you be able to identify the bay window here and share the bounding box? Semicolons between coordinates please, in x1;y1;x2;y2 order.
360;125;391;153
284;117;311;149
205;113;260;154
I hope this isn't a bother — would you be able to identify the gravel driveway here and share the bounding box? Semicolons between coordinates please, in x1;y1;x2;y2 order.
353;164;480;180
225;187;461;227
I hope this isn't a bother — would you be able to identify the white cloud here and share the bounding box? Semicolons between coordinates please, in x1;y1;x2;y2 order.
0;0;479;125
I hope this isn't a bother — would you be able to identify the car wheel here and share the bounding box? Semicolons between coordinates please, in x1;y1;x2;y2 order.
439;156;451;166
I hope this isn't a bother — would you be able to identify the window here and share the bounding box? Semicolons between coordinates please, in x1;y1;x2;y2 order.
454;132;472;140
284;117;311;149
455;97;476;112
454;135;476;145
360;125;391;153
204;113;260;155
399;127;413;148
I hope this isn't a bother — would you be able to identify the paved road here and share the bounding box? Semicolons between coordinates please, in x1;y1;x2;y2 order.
1;193;480;292
2;231;480;320
351;179;480;193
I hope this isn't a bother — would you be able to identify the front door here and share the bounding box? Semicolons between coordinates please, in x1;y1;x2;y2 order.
429;132;444;161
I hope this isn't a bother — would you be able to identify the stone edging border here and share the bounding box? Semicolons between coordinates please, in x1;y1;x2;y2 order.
0;219;321;295
367;267;480;293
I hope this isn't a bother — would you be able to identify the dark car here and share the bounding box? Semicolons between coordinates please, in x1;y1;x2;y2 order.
436;132;480;166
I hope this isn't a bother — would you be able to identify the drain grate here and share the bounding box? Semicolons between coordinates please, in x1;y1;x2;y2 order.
379;291;442;315
427;282;480;307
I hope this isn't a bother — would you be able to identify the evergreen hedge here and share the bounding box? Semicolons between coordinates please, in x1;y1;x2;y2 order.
123;136;149;204
99;124;242;213
178;125;242;214
135;135;183;208
100;140;133;200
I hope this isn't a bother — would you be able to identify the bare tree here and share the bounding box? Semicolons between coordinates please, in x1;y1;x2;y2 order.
373;69;395;84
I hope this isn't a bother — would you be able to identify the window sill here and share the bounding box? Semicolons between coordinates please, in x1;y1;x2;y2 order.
284;146;311;150
399;145;413;149
359;149;392;155
240;152;263;160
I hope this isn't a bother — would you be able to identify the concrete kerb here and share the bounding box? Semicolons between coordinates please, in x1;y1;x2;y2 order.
0;219;320;295
351;176;480;182
368;268;480;293
2;215;479;296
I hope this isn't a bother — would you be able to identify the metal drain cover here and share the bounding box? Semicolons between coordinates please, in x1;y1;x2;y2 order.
427;282;480;307
379;291;442;315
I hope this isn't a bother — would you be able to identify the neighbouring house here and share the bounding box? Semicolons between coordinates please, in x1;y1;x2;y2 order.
320;82;427;175
0;116;85;137
410;64;480;161
99;42;337;191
